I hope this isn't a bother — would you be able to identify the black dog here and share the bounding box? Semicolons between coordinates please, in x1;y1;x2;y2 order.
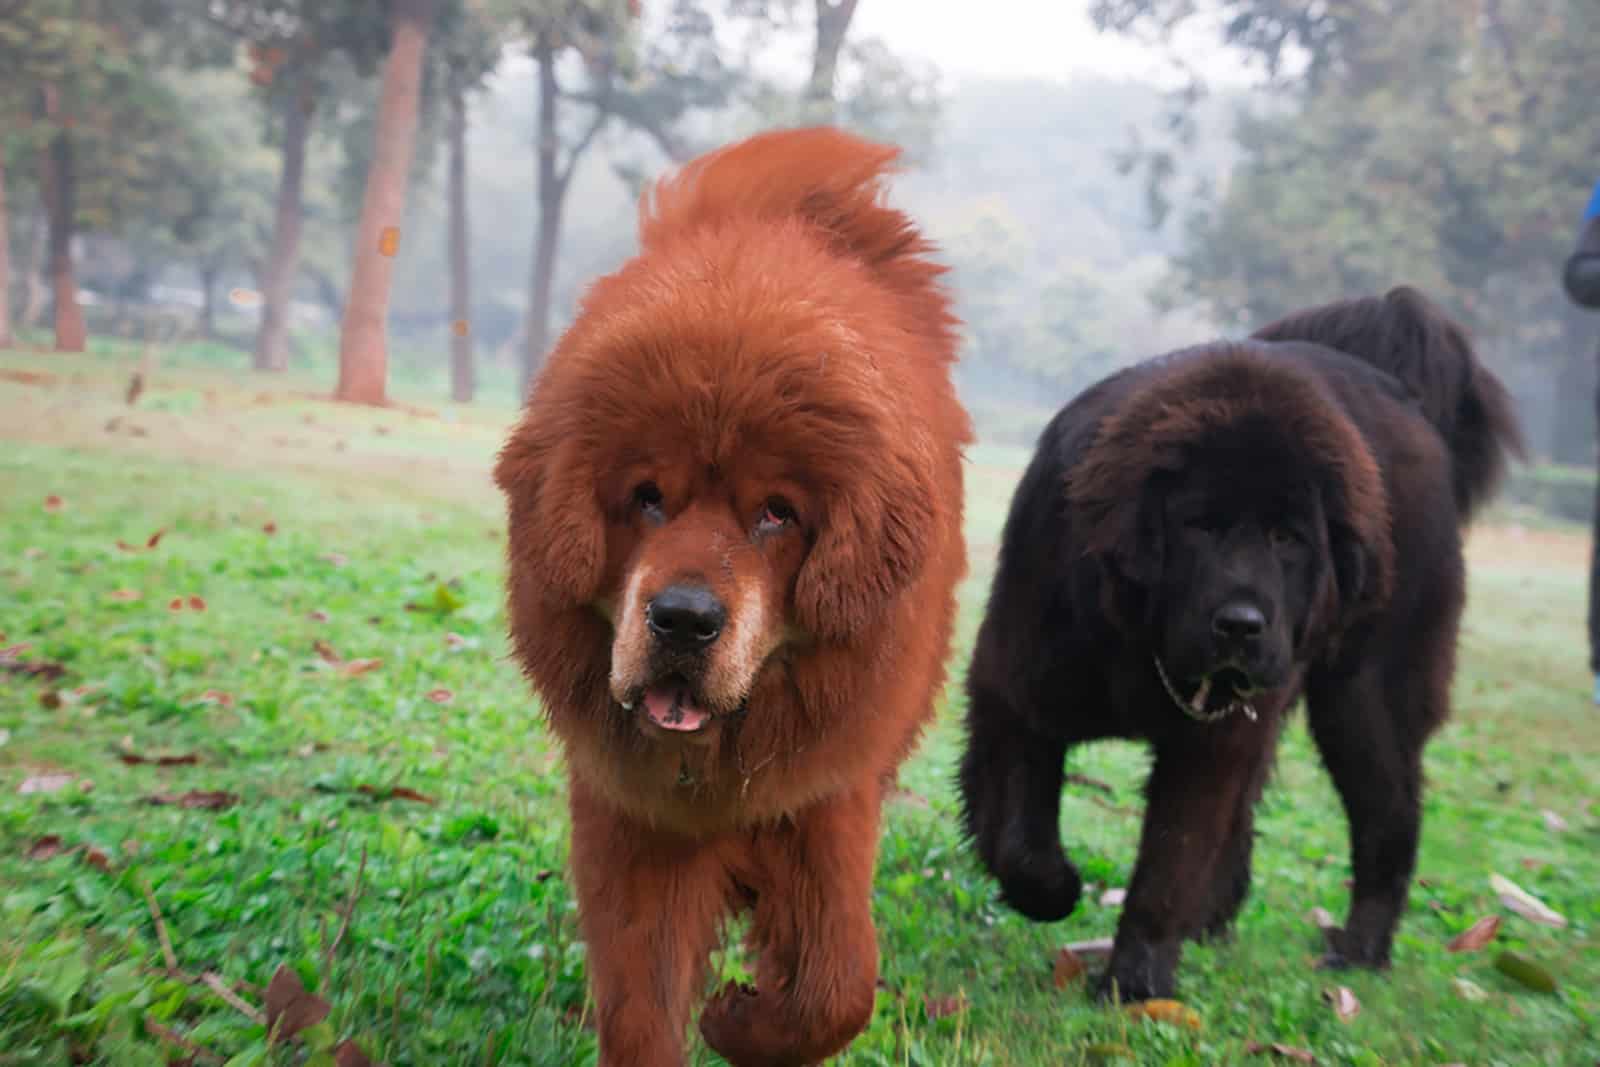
958;286;1524;1001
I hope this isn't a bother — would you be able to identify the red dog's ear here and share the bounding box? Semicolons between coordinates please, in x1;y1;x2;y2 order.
793;454;937;643
494;424;604;610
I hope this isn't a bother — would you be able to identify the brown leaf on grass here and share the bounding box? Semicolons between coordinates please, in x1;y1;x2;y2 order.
19;773;74;795
1520;857;1548;872
0;642;33;660
333;1040;377;1067
314;640;341;664
188;595;207;612
1541;809;1568;833
922;993;967;1021
146;790;238;811
82;846;112;872
425;688;454;704
1307;907;1337;930
1053;947;1088;989
262;521;278;535
107;588;142;602
1100;887;1127;907
309;610;331;623
1125;999;1201;1030
38;690;63;709
341;658;382;677
198;690;235;709
26;835;66;860
1446;915;1501;953
1;656;67;681
168;597;186;612
1061;937;1114;958
43;494;63;512
264;964;331;1043
118;751;200;767
1244;1042;1317;1062
444;632;468;650
116;529;166;553
1323;986;1360;1022
355;785;436;805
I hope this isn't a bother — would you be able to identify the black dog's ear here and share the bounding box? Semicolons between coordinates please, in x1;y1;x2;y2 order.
1108;475;1167;588
1330;525;1368;608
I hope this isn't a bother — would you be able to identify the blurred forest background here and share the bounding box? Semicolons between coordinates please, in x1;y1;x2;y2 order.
2;0;1597;514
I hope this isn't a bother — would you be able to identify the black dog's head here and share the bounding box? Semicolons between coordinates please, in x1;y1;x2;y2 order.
1141;457;1333;716
1067;350;1395;718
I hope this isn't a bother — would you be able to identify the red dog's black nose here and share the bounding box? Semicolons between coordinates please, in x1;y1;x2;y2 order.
647;585;726;651
1212;600;1266;642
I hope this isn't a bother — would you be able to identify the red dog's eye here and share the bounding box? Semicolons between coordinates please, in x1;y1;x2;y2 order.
756;496;797;534
634;482;665;520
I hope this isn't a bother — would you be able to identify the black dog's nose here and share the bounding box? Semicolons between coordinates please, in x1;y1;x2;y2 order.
1212;601;1266;642
647;585;726;651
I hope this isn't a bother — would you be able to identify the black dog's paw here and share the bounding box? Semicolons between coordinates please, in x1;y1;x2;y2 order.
1317;926;1391;971
1092;967;1170;1005
996;851;1083;922
1094;937;1179;1004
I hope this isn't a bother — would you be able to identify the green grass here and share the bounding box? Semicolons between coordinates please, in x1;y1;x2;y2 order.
2;352;1598;1066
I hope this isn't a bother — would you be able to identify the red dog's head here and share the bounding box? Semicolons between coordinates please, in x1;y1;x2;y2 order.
494;128;968;745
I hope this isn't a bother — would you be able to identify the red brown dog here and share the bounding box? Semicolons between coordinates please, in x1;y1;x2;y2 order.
493;127;971;1066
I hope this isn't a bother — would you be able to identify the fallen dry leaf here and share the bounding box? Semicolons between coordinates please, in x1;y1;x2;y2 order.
309;610;331;623
118;751;200;767
168;597;186;612
1489;873;1567;928
146;790;238;811
1451;977;1489;1002
1308;907;1337;930
1323;986;1360;1022
444;632;468;650
188;595;207;612
198;690;235;709
1125;999;1201;1030
43;495;63;511
1053;947;1088;989
356;785;436;805
1100;887;1127;907
82;846;112;872
1244;1042;1316;1062
264;964;331;1043
1446;914;1501;953
38;690;63;709
26;835;66;860
426;688;454;705
1;657;67;682
19;773;74;795
314;640;341;664
341;658;383;677
1061;937;1115;958
333;1040;376;1067
262;521;278;535
1541;809;1568;833
923;993;967;1021
107;588;142;602
0;643;33;660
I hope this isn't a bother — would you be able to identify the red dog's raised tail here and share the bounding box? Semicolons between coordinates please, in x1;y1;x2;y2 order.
639;126;955;344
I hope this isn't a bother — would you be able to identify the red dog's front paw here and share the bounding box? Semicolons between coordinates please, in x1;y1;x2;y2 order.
699;982;806;1067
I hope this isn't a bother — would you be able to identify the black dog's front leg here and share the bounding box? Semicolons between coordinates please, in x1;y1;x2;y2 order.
1101;734;1270;1002
958;679;1081;922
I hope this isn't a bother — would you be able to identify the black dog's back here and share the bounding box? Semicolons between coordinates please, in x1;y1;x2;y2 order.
1251;286;1526;520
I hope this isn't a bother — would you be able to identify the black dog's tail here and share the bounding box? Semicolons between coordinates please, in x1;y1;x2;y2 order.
1252;285;1527;521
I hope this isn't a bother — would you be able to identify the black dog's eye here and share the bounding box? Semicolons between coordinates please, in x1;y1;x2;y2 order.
755;496;797;535
1269;525;1302;548
634;482;665;521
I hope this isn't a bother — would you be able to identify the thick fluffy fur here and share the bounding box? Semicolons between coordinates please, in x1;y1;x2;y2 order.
494;127;971;1066
959;286;1523;1002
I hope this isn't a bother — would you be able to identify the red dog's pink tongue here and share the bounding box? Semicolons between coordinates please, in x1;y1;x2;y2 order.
642;685;709;732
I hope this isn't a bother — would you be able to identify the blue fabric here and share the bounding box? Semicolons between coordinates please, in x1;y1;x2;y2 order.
1586;180;1600;222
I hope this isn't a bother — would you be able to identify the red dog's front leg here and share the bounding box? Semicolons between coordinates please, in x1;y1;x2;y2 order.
700;785;883;1067
568;779;729;1067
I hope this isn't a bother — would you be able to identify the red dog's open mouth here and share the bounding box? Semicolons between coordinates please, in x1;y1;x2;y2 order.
640;677;711;733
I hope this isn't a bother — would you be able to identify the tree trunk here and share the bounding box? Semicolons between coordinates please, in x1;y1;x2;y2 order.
38;84;86;353
522;32;566;399
0;141;13;348
806;0;861;119
335;0;436;406
255;77;316;373
447;76;474;403
199;262;218;340
20;209;47;330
